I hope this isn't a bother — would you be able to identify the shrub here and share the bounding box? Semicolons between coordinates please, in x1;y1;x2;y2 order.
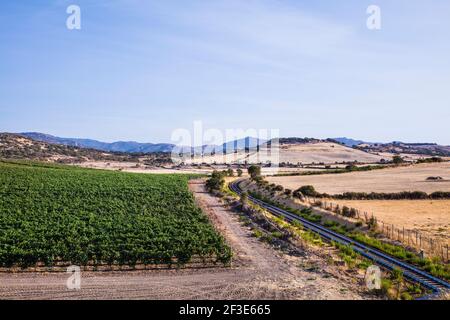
205;170;226;192
248;165;261;180
294;185;319;197
252;229;263;238
400;292;413;300
392;155;404;164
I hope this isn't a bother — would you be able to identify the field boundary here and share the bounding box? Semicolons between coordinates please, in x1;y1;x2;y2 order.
0;256;229;273
306;197;449;262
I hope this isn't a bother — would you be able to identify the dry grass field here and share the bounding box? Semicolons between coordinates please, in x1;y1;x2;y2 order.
331;199;450;243
267;162;450;194
274;142;389;164
182;142;387;165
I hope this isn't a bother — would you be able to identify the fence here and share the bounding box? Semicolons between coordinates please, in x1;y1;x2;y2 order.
304;197;449;263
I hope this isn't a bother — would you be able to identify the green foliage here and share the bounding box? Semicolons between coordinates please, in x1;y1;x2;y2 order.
239;192;248;204
392;155;404;164
274;164;388;177
205;170;226;192
0;161;231;267
294;185;318;197
236;168;243;177
381;278;393;295
252;229;263;238
271;231;284;239
400;292;413;300
392;267;404;282
417;157;443;164
247;165;261;180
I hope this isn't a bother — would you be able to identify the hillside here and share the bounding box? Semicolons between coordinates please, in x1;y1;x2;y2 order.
182;140;389;165
356;141;450;157
20;132;175;153
0;133;170;164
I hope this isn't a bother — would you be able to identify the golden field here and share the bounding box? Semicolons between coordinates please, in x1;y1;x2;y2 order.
330;199;450;243
267;162;450;194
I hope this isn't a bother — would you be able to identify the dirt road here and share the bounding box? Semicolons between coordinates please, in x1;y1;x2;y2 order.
0;180;369;300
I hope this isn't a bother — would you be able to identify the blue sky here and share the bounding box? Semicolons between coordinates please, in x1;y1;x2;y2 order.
0;0;449;144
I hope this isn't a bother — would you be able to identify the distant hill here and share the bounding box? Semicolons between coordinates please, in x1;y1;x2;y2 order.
9;132;449;162
329;137;375;147
356;141;450;157
0;133;172;165
20;132;175;153
329;138;450;157
20;132;268;155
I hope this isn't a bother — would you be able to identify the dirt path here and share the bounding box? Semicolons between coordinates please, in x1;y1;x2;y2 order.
0;180;370;300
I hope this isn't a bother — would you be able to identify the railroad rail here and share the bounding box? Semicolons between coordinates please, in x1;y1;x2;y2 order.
229;180;450;299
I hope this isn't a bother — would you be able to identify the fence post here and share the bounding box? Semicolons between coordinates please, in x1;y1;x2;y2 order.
416;231;418;247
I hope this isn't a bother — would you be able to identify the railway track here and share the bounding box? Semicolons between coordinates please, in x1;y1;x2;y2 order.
229;180;450;299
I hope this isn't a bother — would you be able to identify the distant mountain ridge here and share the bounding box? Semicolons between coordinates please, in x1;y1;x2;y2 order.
330;137;375;147
17;133;450;157
20;132;175;153
330;137;449;156
19;132;265;154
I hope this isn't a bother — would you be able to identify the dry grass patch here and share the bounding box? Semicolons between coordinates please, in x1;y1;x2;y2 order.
267;162;450;194
330;199;450;243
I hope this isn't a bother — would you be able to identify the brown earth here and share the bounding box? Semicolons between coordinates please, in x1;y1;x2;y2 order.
0;180;372;300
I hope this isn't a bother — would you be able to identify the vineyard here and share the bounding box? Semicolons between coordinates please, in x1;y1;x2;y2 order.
0;160;231;268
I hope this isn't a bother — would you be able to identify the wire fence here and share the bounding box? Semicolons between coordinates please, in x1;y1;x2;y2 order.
304;197;449;263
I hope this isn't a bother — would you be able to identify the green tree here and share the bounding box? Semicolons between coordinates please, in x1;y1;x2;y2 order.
206;170;226;192
295;185;318;197
248;165;261;180
392;155;404;164
236;168;243;177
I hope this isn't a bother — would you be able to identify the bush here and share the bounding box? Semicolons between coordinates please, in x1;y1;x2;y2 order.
294;185;319;197
248;165;261;180
400;292;413;300
205;170;226;192
381;279;393;295
252;229;263;238
392;155;404;164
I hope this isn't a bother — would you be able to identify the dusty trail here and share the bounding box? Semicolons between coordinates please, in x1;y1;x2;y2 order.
0;180;368;300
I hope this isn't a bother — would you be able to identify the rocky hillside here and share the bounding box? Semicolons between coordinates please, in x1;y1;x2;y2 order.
0;133;170;164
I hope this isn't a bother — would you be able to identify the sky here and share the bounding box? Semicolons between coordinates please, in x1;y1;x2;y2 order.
0;0;449;144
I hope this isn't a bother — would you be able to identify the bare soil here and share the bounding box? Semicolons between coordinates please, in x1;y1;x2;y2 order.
0;180;371;300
